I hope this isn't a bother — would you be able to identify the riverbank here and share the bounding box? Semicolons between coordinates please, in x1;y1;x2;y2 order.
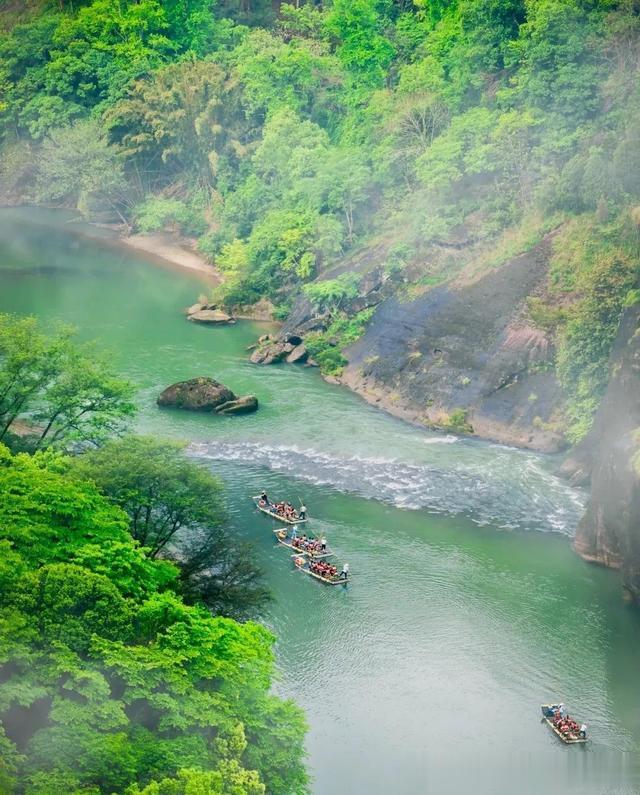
0;203;221;283
118;231;220;283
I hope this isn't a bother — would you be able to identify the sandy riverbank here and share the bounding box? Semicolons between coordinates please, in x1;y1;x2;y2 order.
117;231;220;283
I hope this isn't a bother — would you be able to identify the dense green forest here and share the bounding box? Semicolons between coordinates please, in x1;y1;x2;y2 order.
0;316;306;793
2;0;639;442
0;442;306;794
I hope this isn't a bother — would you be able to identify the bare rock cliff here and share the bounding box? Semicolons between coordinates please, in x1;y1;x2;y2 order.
570;304;640;601
340;232;564;451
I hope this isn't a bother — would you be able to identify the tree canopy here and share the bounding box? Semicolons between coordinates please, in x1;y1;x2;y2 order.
71;436;270;618
0;314;135;451
0;444;307;794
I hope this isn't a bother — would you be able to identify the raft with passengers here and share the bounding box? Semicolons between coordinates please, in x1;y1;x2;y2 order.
253;491;308;524
541;704;587;744
273;527;334;558
292;554;350;585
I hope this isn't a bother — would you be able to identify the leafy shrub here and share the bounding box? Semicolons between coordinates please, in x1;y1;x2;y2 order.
134;197;206;237
303;273;360;312
305;307;375;376
440;408;474;434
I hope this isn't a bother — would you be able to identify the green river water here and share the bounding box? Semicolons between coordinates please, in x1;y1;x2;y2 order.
1;207;639;795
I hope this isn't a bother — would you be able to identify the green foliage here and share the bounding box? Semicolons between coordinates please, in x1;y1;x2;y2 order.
107;59;248;196
551;215;640;442
0;444;308;794
305;307;375;376
1;0;640;455
135;196;206;237
35;120;131;220
126;763;265;795
324;0;396;86
439;408;474;434
526;297;567;333
0;1;176;140
0;314;135;451
303;273;360;313
70;436;269;618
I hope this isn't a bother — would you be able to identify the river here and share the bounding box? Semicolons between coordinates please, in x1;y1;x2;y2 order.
1;207;639;795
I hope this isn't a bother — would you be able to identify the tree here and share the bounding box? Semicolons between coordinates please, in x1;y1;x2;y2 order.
303;272;360;312
35;120;134;222
324;0;396;86
0;444;308;793
231;28;345;124
0;314;135;451
504;0;605;123
108;60;249;195
0;316;71;443
70;436;269;618
33;348;136;450
10;563;134;653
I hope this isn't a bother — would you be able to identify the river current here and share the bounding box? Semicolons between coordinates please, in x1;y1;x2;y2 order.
1;208;639;795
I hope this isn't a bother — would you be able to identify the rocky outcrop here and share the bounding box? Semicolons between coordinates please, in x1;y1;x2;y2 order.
340;232;565;451
247;265;397;368
188;309;234;324
158;378;236;410
286;343;308;364
249;335;304;365
185;302;234;324
157;377;258;415
571;304;640;602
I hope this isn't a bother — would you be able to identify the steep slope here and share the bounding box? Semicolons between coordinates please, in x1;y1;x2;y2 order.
340;231;563;451
570;304;640;601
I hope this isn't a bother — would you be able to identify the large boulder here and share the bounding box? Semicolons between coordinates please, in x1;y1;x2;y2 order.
286;343;308;364
158;378;236;411
188;309;234;324
250;341;294;365
215;395;259;415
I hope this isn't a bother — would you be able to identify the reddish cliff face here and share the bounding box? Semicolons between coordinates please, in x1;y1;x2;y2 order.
572;304;640;601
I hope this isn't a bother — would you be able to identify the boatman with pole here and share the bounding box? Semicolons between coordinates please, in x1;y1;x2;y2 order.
299;502;307;520
320;535;327;553
340;562;349;580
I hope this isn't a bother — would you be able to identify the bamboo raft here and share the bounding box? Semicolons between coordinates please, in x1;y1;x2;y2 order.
253;498;308;525
292;555;348;586
273;528;334;559
540;706;587;744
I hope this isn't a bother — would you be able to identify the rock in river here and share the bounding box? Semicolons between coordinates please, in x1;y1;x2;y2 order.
188;308;235;324
215;395;259;415
158;377;236;411
286;343;308;364
249;341;294;365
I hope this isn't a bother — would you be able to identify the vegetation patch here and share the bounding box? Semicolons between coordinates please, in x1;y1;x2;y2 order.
438;408;474;435
305;307;375;377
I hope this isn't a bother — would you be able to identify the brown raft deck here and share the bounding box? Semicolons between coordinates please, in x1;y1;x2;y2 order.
272;528;334;559
541;706;587;744
292;556;348;586
253;498;308;525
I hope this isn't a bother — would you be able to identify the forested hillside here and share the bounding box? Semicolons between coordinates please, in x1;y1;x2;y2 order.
1;0;639;446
